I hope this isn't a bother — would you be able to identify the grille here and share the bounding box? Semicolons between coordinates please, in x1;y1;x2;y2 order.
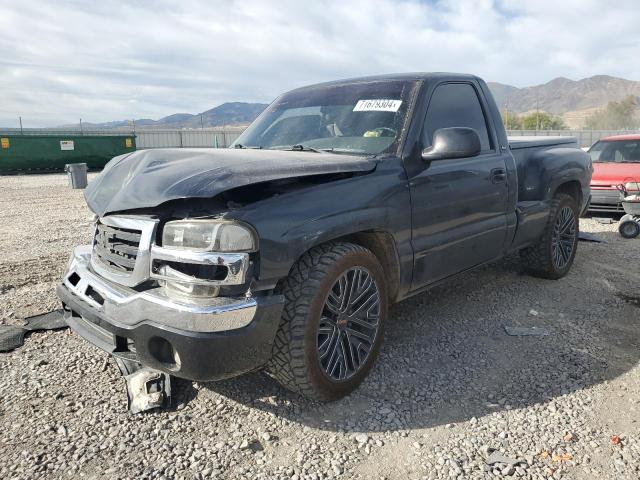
93;223;142;273
590;202;625;213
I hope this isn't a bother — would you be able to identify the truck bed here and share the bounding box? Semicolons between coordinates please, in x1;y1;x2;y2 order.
507;135;586;251
508;136;581;201
508;135;577;150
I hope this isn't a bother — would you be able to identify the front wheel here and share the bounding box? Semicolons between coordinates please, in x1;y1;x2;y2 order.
521;193;579;279
266;242;388;401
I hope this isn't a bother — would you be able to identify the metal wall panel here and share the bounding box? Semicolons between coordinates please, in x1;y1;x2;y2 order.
135;128;245;149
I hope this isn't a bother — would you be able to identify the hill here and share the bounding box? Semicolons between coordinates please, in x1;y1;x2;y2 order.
71;102;268;129
487;75;640;115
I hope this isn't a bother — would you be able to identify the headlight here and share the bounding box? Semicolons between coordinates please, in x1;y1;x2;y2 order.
157;264;220;300
162;219;256;252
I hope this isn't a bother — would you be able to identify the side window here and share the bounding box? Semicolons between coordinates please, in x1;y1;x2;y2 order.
422;83;492;152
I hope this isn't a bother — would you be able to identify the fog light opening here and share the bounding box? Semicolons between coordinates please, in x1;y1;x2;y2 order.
148;336;181;371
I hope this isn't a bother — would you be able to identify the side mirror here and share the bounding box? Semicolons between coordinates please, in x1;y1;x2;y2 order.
421;127;481;161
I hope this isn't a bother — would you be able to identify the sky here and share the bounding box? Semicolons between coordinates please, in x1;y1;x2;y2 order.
1;0;640;127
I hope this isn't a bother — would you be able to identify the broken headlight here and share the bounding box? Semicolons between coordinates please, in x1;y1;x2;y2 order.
162;219;256;252
157;264;220;300
157;219;255;301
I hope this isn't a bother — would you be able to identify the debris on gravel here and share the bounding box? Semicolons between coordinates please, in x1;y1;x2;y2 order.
1;174;639;479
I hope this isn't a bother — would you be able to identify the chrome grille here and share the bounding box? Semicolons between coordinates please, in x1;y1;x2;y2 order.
90;215;158;287
94;223;142;273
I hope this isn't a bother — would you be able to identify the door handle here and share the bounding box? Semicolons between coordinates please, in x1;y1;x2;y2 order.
491;168;506;184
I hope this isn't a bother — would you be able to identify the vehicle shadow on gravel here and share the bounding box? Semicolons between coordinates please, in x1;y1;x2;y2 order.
203;248;640;433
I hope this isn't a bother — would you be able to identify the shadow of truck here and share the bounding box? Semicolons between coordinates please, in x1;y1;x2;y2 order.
202;243;640;433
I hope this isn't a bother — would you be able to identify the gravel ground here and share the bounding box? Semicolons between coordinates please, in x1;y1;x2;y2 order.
1;173;639;480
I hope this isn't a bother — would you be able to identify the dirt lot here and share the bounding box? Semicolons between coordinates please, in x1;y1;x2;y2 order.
1;173;639;480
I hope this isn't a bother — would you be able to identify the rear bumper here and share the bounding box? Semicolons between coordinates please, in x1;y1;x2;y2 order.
57;246;284;381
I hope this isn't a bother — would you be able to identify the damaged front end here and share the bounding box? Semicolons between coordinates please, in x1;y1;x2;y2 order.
58;147;378;412
57;212;284;413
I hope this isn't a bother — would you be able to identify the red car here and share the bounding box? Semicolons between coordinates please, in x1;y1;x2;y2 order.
587;134;640;213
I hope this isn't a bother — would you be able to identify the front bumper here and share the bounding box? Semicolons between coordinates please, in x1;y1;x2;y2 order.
57;246;284;381
589;189;625;214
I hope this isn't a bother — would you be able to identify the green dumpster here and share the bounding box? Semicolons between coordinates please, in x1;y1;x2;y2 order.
0;134;136;173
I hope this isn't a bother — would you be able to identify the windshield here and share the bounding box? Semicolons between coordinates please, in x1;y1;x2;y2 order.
589;140;640;163
232;80;418;155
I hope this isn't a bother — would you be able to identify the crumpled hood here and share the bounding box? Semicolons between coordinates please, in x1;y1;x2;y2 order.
85;148;378;216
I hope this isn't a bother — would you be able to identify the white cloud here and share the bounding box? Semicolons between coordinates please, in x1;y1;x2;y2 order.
1;0;639;126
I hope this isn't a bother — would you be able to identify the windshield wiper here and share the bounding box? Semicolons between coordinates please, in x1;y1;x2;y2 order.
289;144;321;152
234;144;262;149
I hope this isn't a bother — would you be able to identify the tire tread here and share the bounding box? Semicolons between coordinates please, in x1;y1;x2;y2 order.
266;242;374;400
520;193;578;279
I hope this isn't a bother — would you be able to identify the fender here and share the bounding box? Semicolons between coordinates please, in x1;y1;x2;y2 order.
229;157;413;291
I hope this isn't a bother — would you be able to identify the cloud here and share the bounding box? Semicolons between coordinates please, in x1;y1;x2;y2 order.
1;0;639;126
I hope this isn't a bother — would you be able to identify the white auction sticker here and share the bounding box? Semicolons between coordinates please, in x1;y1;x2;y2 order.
60;140;75;151
353;99;402;112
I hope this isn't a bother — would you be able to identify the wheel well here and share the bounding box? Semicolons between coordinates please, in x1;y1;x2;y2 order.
347;231;401;302
554;181;582;206
277;231;402;302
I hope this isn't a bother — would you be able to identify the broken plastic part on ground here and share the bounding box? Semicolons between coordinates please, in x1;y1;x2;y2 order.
124;368;172;414
0;309;67;352
504;325;551;337
578;231;606;243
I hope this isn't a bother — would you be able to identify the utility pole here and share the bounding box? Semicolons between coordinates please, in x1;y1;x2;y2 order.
200;113;204;130
535;93;540;132
79;118;83;135
19;116;23;134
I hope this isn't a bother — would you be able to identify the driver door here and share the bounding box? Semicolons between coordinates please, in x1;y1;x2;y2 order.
410;82;509;289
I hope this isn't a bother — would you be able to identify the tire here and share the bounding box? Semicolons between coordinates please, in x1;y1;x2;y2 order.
520;193;579;279
619;219;640;239
266;242;388;401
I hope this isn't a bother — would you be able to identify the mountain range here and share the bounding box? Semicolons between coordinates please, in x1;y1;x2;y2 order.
487;75;640;128
72;102;269;130
72;75;640;130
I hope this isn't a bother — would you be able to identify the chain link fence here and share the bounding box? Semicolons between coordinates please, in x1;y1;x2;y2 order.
4;127;639;150
506;130;640;148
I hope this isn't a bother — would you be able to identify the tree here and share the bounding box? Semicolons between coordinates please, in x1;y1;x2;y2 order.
521;111;565;130
584;95;639;130
501;110;522;130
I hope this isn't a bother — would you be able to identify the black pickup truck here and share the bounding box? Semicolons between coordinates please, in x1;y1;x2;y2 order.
58;73;592;402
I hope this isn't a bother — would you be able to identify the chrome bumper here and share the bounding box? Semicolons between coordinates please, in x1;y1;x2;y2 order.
62;245;258;333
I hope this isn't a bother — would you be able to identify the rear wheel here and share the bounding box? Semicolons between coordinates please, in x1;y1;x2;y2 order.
266;242;387;401
521;193;579;279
